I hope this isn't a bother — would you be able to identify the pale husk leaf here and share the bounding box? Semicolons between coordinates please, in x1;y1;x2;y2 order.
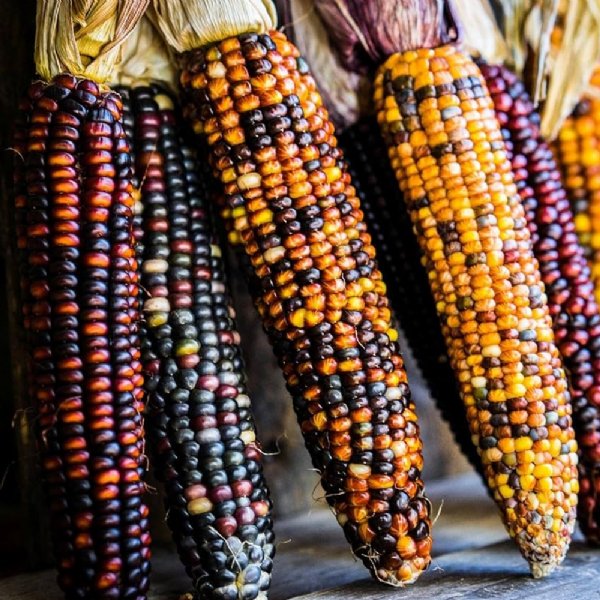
490;0;558;98
109;16;177;91
523;0;558;102
540;0;600;139
149;0;277;53
452;0;508;63
35;0;150;83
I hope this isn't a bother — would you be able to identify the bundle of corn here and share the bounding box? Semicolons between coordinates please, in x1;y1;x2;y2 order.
13;1;152;597
118;80;275;599
314;0;579;577
339;119;482;474
151;0;433;586
481;62;600;543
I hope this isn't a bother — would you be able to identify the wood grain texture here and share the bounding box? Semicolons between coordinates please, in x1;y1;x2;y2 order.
0;473;516;600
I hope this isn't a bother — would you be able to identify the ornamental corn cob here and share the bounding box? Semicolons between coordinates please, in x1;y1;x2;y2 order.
14;74;151;599
339;118;482;474
482;62;600;543
553;74;600;306
374;46;578;576
122;84;275;599
181;31;432;585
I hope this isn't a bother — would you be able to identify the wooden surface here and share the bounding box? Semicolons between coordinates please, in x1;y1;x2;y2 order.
2;472;597;600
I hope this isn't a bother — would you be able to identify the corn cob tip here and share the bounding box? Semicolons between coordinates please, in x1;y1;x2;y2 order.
530;561;558;579
517;528;571;578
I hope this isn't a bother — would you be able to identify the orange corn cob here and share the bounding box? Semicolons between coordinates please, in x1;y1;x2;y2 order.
482;62;600;544
181;31;432;585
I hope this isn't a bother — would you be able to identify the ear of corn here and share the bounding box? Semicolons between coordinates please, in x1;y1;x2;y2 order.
120;84;275;600
180;31;433;586
553;80;600;307
481;62;600;543
339;118;483;475
14;74;151;599
374;46;578;576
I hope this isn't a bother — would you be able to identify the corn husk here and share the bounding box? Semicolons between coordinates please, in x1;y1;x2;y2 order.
35;0;150;83
277;0;369;130
490;0;558;94
452;0;508;63
110;16;177;90
149;0;277;53
541;0;600;139
313;0;450;74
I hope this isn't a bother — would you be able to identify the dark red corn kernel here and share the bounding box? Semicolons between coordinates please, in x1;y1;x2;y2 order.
118;84;274;599
480;61;600;543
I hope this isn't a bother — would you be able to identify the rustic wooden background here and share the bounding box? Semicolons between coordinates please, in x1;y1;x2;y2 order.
0;0;469;578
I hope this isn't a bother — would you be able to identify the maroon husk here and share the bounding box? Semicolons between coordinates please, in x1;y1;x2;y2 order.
313;0;459;74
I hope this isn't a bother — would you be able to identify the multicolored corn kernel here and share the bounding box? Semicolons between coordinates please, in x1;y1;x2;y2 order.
553;81;600;306
374;46;578;576
339;118;482;475
122;84;274;600
180;31;432;586
481;62;600;543
14;74;151;599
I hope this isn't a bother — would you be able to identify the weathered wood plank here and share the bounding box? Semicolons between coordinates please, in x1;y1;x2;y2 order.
289;539;597;600
0;473;514;599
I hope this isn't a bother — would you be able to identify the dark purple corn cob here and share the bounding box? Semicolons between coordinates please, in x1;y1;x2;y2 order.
124;84;275;600
339;118;483;475
13;74;151;599
481;62;600;543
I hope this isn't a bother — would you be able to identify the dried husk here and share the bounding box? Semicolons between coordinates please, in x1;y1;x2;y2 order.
149;0;277;53
313;0;456;74
277;0;369;130
35;0;150;83
490;1;557;80
110;16;177;90
452;0;508;63
541;0;600;139
523;0;558;102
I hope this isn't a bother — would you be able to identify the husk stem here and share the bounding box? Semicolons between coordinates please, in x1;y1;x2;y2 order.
149;0;277;53
489;0;558;101
541;0;600;139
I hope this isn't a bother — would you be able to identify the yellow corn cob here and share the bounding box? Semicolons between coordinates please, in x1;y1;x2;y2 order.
374;45;578;577
553;74;600;306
